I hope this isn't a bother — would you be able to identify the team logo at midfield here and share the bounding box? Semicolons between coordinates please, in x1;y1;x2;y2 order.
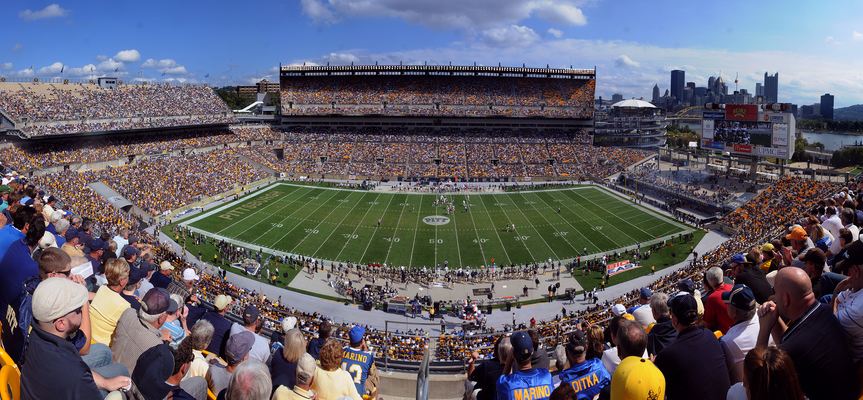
423;216;451;226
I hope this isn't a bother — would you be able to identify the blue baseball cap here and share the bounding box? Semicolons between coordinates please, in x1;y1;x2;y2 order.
730;253;747;264
639;287;653;299
88;238;107;252
511;331;534;362
722;284;756;311
349;325;366;344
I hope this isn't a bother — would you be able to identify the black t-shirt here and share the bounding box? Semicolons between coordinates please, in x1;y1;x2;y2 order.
733;267;772;303
21;325;102;400
654;326;730;400
120;292;141;310
780;302;857;400
307;337;326;359
469;357;503;400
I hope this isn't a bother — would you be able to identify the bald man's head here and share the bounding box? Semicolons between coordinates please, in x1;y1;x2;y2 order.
774;267;815;321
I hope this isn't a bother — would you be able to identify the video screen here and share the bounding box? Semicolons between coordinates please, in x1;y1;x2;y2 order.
712;120;772;146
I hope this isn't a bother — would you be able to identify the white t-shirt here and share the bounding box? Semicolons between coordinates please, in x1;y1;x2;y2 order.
229;323;271;363
113;235;129;258
601;346;649;375
836;288;863;363
822;215;843;254
631;304;655;328
720;313;773;379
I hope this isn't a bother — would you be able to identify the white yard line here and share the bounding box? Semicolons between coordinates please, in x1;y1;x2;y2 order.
516;192;579;255
478;194;527;263
530;191;601;254
222;188;316;239
382;195;410;265
446;193;464;268
504;193;560;260
309;191;369;257
358;194;396;263
407;196;423;267
548;190;625;249
334;193;382;261
262;189;343;250
213;187;311;235
463;194;488;266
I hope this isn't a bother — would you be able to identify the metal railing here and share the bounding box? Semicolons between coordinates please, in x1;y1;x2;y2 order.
416;347;431;400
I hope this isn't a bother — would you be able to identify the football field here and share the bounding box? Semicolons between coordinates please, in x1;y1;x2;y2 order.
179;183;690;268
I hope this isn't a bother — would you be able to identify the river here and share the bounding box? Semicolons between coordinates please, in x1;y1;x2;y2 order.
801;131;863;152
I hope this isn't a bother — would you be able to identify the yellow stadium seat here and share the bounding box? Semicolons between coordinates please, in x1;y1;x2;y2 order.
0;347;21;400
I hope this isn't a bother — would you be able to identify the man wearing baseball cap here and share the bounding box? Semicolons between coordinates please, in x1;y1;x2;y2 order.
207;330;254;396
151;260;175;289
610;354;665;400
202;294;233;357
341;325;376;397
21;278;132;399
168;266;199;301
496;331;553;400
111;287;179;373
654;293;730;400
628;287;655;328
558;330;610;399
730;252;773;305
228;304;271;363
720;284;772;383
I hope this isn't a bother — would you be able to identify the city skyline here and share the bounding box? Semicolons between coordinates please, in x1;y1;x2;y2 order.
2;0;863;106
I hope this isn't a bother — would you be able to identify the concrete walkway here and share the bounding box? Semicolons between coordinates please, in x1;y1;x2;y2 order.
150;224;727;332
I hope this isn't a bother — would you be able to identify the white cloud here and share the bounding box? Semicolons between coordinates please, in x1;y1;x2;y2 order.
825;36;840;45
161;66;188;75
0;63;12;70
19;4;68;21
299;0;587;29
320;52;361;64
531;1;587;26
95;55;109;61
142;58;177;68
38;62;64;74
114;49;141;63
854;31;863;41
142;58;188;75
65;64;98;76
547;28;563;39
615;54;640;68
97;58;124;72
300;0;337;24
481;25;539;48
12;43;23;52
16;68;35;78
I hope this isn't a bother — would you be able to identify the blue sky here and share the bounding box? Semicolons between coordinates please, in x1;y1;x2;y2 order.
2;0;863;106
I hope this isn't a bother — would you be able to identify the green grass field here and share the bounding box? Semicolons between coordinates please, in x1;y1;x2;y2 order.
178;183;690;268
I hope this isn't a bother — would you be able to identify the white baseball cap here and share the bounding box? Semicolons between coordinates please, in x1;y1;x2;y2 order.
182;268;200;281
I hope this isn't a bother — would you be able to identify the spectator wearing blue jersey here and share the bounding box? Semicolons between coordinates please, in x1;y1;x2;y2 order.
342;325;377;398
558;330;611;400
496;331;553;400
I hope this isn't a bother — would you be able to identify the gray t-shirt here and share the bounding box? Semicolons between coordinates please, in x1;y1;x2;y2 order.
205;362;232;396
229;323;271;363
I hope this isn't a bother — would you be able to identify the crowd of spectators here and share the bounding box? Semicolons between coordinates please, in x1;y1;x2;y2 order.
0;125;281;172
241;128;647;181
281;76;595;119
0;82;236;136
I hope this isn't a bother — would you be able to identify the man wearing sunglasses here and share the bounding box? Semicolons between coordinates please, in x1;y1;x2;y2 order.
21;277;132;399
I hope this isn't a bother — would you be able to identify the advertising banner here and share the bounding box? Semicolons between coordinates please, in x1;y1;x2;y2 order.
725;104;758;121
733;143;753;153
606;260;640;276
772;123;789;147
702;119;714;139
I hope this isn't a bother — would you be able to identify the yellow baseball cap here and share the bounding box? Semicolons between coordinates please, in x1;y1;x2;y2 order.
761;243;775;252
611;356;665;400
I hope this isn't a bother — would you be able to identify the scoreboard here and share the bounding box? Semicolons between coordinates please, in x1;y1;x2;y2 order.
701;104;795;160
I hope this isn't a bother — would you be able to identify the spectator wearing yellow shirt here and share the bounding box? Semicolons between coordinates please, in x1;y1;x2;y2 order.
89;258;131;345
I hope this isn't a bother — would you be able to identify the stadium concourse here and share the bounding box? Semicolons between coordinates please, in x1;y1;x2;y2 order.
0;74;861;400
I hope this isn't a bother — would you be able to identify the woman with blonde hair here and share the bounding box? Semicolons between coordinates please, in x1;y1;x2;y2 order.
270;328;307;391
89;258;131;345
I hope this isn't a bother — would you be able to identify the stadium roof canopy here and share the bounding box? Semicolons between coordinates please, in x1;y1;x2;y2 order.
612;99;658;109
